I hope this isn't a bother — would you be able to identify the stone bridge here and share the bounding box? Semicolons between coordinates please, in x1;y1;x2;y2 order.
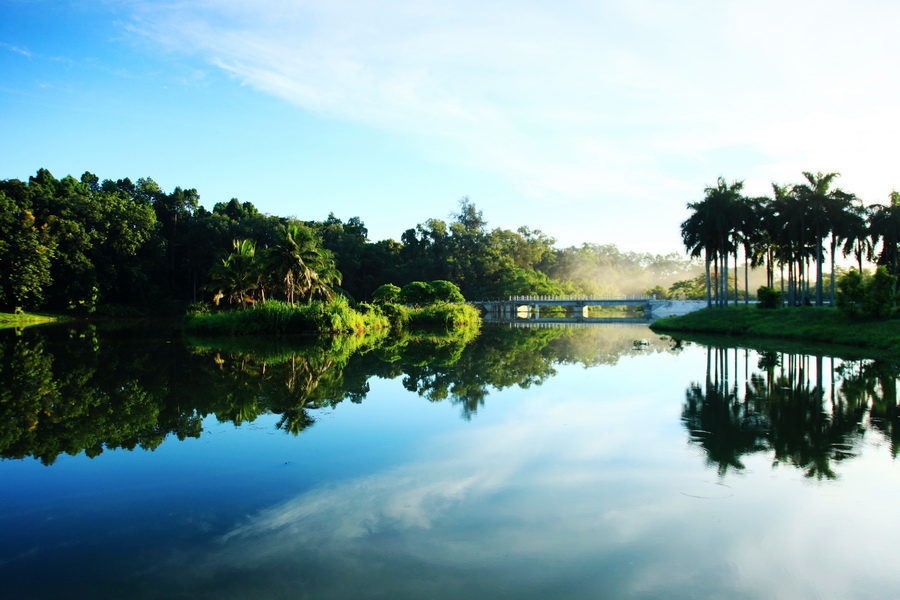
473;296;706;322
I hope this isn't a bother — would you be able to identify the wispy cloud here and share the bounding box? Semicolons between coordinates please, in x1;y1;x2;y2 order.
1;42;32;57
119;0;900;247
137;375;900;599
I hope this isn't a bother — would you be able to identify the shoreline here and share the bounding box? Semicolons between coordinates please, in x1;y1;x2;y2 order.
650;306;900;359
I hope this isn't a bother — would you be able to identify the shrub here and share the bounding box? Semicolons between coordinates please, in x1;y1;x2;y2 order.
864;267;897;319
378;302;411;328
837;267;897;319
756;286;783;309
400;281;434;305
429;280;465;303
183;297;389;335
372;284;401;304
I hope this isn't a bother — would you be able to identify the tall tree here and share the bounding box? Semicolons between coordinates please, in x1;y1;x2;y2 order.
0;191;56;310
869;191;900;295
793;171;852;306
681;177;744;307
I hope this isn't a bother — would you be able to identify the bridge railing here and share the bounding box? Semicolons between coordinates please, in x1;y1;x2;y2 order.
476;295;656;302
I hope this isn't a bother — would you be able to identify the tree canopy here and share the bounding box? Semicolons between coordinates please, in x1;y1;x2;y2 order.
1;168;701;314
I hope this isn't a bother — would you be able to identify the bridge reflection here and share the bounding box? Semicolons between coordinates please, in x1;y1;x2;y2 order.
474;296;706;320
475;295;652;321
483;317;650;328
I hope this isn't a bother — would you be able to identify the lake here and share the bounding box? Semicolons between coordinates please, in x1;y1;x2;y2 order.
1;322;899;599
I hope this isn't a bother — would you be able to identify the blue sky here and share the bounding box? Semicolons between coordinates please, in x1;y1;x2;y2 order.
3;0;900;254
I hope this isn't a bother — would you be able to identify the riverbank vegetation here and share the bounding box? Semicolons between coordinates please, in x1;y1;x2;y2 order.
680;171;900;308
0;311;68;329
1;168;701;317
662;170;900;355
652;306;900;357
8;167;900;322
183;296;481;336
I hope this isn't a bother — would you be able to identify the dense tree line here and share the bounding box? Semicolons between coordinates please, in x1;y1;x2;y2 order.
0;168;698;313
682;172;900;308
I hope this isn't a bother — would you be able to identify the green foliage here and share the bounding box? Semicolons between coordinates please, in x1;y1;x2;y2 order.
0;194;56;310
756;286;783;309
1;168;694;316
837;267;897;320
184;297;390;335
865;267;897;319
372;283;401;304
0;311;66;327
646;285;669;299
398;280;466;305
400;281;435;305
264;221;342;305
836;269;865;317
407;302;481;333
495;267;576;296
429;280;465;303
377;302;411;328
207;239;260;309
668;276;707;300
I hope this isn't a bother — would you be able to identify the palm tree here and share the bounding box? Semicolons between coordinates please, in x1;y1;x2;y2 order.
826;191;863;303
681;208;714;308
302;247;342;302
793;171;855;306
869;191;900;295
735;195;764;305
681;177;744;308
264;222;343;305
265;222;307;306
841;200;872;274
208;239;260;309
770;183;816;305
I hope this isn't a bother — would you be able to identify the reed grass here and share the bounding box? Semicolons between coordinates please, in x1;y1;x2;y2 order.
406;302;481;333
183;297;390;336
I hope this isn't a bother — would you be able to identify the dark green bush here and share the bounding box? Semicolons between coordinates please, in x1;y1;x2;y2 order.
429;280;465;303
837;267;897;319
864;267;897;319
400;281;434;305
756;286;783;309
372;284;401;304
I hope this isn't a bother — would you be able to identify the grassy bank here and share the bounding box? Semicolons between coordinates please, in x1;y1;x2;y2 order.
0;311;70;328
183;298;481;336
651;306;900;356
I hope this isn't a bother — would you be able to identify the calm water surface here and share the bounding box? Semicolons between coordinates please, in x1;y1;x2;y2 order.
1;323;899;599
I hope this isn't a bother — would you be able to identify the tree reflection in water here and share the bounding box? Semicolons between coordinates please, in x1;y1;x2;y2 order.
0;325;204;465
10;322;895;478
682;345;900;479
0;323;674;462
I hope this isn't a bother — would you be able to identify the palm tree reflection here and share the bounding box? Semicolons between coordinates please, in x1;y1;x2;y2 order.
682;345;898;479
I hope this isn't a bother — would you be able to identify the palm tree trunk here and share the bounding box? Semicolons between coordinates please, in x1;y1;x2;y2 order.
744;244;750;306
734;249;739;305
789;259;794;305
713;257;719;306
816;240;824;306
721;239;728;307
780;261;785;298
830;235;837;305
705;252;712;308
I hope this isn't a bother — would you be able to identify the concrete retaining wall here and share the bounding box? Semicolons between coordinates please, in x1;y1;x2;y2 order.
647;300;707;318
